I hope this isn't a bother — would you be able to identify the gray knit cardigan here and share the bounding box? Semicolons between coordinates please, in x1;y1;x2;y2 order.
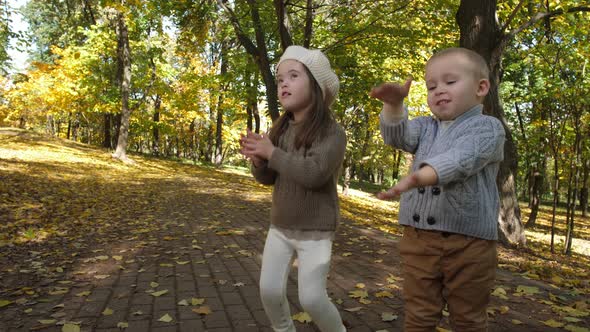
380;104;505;240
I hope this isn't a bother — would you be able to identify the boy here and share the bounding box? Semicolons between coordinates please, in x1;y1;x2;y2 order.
370;47;505;331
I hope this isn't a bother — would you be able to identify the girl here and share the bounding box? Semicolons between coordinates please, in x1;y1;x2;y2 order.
240;45;347;332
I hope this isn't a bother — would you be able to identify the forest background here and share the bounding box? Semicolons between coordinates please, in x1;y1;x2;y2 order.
0;0;589;252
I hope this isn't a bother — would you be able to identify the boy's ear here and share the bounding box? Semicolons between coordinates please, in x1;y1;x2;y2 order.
476;78;490;97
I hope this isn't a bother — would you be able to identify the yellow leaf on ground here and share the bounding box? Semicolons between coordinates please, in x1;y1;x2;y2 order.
542;319;564;327
292;312;312;323
342;252;352;257
355;283;365;289
381;312;397;322
191;298;205;306
150;290;169;297
511;319;523;325
62;323;81;332
0;300;12;307
564;325;589;332
158;313;174;323
102;308;114;316
192;306;212;315
75;291;91;297
177;299;189;306
516;285;540;295
150;282;159;288
359;298;371;304
376;291;394;298
38;319;57;324
349;289;368;299
344;307;363;312
117;322;128;328
491;286;508;300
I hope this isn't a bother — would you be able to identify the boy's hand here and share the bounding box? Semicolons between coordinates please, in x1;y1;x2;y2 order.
377;165;438;200
369;78;412;107
377;173;419;200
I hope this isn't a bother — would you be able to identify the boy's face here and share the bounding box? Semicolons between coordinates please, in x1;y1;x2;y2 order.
425;53;489;121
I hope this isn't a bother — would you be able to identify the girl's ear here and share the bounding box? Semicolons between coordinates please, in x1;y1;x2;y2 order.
476;78;490;97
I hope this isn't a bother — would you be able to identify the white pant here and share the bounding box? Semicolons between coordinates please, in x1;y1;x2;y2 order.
259;227;346;332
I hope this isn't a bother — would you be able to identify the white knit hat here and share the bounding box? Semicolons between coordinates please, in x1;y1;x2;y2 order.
276;45;340;107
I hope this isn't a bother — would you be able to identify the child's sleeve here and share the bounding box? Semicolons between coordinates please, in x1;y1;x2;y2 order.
251;162;277;185
266;126;346;190
379;107;426;153
419;117;505;185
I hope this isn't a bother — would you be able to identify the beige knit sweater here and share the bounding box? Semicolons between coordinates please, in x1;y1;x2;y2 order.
251;119;347;231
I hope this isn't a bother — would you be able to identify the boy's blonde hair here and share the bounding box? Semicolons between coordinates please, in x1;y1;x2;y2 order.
428;47;490;80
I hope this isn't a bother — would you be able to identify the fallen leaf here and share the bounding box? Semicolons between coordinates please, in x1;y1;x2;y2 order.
515;285;540;296
62;323;81;332
158;313;174;323
191;298;205;306
192;306;212;315
491;286;508;300
349;289;368;299
117;322;128;329
292;311;312;323
381;312;397;322
149;290;169;297
564;325;589;332
542;319;564;327
376;291;394;298
102;308;113;316
344;307;363;312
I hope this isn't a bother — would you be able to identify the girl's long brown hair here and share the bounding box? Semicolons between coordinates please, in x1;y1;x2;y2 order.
268;65;334;153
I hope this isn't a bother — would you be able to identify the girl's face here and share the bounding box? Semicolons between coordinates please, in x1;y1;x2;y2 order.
276;60;313;119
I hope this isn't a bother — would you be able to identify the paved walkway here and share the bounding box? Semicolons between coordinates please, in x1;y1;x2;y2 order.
0;165;568;332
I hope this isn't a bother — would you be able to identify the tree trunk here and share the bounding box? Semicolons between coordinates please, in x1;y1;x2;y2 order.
112;10;133;163
581;158;589;217
152;96;161;156
342;156;351;196
103;113;112;149
214;42;228;166
526;168;543;227
218;0;282;121
457;0;526;246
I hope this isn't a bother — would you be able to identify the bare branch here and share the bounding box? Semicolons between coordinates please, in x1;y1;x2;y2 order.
506;5;590;40
500;0;525;34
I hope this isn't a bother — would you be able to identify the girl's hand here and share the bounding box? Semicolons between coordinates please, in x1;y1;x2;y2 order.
240;130;275;161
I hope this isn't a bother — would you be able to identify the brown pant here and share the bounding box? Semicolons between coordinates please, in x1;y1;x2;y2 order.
399;226;497;332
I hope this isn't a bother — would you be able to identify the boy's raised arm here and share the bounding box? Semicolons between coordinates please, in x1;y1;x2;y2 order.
370;78;412;121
